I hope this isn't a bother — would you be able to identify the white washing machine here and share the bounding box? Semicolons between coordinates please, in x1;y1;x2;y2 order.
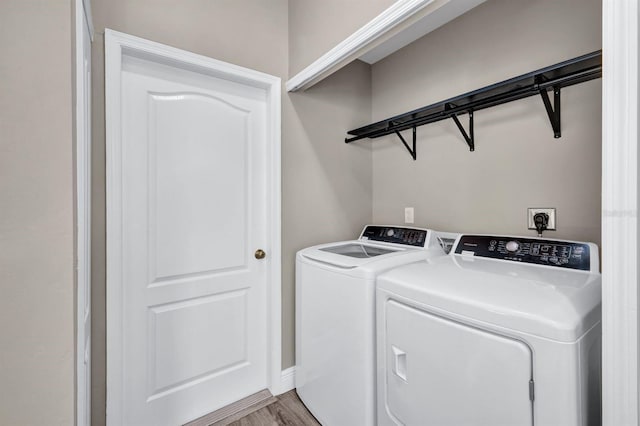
296;225;458;426
376;234;601;426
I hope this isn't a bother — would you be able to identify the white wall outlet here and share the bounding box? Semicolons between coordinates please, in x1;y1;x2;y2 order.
527;208;556;230
404;207;414;224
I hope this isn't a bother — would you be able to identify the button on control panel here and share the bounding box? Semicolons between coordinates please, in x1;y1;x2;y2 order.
454;235;591;271
360;226;428;247
505;240;520;252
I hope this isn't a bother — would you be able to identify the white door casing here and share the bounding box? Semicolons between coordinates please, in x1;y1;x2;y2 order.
75;0;93;424
601;1;639;424
105;30;281;425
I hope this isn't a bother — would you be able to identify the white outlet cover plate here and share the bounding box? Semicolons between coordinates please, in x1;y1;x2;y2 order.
527;208;556;230
405;207;414;224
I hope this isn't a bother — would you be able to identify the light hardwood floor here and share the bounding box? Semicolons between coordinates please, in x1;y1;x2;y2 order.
187;390;321;426
224;390;321;426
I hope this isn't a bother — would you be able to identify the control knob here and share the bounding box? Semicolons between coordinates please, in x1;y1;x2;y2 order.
505;240;520;253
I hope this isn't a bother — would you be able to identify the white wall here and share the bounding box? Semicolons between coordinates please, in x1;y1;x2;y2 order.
0;1;75;424
371;0;602;245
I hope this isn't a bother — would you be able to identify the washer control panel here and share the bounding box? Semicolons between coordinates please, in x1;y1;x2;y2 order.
360;225;428;247
454;235;591;271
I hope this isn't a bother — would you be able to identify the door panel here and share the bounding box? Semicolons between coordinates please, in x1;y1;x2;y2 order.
147;290;248;395
118;56;268;425
384;300;533;426
149;92;249;280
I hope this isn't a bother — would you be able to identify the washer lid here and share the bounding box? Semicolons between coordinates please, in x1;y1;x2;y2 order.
296;227;457;271
377;256;601;342
319;243;397;258
298;240;412;269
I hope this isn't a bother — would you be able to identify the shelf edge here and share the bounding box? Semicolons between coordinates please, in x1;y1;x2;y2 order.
286;0;482;92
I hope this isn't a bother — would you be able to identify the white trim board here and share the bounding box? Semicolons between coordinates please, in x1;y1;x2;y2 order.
601;1;639;424
278;367;296;395
286;0;485;92
75;0;92;424
104;29;282;424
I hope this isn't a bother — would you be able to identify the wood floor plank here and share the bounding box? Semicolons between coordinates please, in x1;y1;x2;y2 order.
227;390;320;426
276;391;320;425
185;389;275;426
233;405;279;426
212;396;278;426
231;401;300;426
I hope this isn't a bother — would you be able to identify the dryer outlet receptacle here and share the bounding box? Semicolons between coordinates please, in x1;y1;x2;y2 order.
527;208;556;231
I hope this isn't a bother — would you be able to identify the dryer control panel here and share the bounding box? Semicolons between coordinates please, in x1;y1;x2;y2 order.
360;226;428;248
454;235;591;271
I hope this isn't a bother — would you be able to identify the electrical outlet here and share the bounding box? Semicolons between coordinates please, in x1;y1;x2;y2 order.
527;208;556;230
404;207;414;224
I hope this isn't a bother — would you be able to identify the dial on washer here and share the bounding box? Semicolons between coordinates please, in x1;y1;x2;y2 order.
505;241;520;252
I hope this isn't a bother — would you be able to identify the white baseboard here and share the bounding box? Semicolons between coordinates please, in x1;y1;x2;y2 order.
276;366;296;395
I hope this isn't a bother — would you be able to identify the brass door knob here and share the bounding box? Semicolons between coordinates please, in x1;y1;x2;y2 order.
255;249;266;260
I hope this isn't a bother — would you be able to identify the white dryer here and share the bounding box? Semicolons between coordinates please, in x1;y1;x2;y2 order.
296;225;457;426
376;234;601;426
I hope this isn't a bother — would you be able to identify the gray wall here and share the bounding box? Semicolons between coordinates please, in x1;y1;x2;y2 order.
288;0;395;75
284;61;373;369
0;1;75;425
91;1;373;424
371;0;602;245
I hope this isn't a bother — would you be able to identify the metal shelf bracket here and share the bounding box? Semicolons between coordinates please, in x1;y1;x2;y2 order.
451;111;475;152
539;86;561;138
393;125;417;160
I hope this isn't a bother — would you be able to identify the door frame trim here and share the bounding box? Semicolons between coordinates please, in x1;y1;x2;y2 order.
602;1;639;424
104;29;282;425
75;0;93;424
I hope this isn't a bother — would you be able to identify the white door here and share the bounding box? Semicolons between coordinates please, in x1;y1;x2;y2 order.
107;32;280;426
383;300;533;426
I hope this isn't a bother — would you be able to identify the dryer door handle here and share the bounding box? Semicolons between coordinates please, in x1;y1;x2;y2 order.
392;345;408;382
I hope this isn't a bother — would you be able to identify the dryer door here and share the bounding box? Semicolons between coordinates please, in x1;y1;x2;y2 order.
383;300;533;426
